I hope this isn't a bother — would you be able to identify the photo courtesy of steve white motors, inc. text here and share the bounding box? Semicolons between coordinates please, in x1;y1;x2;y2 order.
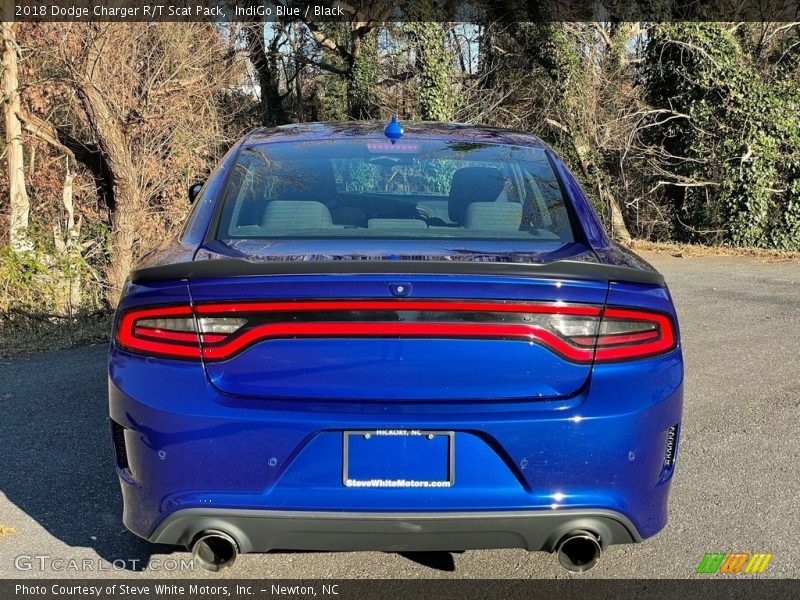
14;583;340;597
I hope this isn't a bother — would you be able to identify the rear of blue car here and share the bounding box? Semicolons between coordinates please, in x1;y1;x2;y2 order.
108;123;683;572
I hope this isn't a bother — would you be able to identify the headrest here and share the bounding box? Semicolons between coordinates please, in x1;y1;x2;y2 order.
464;202;522;231
261;201;332;230
448;167;506;224
275;159;337;203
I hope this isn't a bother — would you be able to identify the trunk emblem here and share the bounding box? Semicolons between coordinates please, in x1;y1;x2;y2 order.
389;283;412;297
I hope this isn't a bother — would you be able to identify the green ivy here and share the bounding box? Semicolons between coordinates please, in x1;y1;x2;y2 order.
408;22;454;121
348;31;379;119
644;23;800;250
0;228;105;315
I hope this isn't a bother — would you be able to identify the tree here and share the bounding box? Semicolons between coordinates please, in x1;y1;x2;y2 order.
408;22;454;121
516;22;633;242
21;23;245;303
300;1;392;119
643;23;800;249
242;20;290;127
2;18;32;253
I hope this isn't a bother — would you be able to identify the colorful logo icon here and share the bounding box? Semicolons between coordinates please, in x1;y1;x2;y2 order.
697;552;773;574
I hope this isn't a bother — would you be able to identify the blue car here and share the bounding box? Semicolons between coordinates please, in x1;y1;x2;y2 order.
109;120;683;573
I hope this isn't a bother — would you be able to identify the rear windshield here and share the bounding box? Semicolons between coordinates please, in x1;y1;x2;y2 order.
215;139;575;242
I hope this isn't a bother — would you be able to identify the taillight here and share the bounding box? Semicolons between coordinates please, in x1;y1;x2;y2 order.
117;305;200;358
116;301;675;363
547;306;675;362
594;307;676;362
116;305;246;359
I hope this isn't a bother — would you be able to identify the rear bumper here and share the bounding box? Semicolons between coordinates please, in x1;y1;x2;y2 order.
109;347;683;548
149;508;641;553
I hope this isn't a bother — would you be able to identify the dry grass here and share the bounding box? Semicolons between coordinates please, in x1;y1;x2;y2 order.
0;311;112;358
630;240;800;262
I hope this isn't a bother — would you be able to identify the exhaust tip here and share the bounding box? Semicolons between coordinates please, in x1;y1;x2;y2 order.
556;530;602;573
191;531;239;572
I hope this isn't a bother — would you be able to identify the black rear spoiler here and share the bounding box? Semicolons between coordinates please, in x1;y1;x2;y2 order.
131;258;664;286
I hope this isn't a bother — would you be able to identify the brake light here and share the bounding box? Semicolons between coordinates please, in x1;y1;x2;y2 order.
116;301;676;363
594;307;676;361
117;305;246;359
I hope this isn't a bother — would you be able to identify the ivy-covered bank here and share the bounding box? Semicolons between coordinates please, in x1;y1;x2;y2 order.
644;23;800;250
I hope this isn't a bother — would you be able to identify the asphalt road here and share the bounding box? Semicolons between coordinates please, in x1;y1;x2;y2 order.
1;251;798;579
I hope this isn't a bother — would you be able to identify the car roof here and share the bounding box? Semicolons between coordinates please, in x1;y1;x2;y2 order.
241;121;549;149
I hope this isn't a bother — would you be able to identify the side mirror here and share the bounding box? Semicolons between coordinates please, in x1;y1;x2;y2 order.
188;182;204;204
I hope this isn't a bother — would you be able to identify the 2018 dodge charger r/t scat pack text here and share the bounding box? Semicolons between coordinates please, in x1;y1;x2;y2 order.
109;120;683;572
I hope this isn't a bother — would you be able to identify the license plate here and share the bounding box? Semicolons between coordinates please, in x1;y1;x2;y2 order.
343;430;454;488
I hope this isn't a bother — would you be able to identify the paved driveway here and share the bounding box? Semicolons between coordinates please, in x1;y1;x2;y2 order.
1;252;798;579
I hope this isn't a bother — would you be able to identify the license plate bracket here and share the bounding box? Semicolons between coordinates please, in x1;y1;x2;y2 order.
343;430;454;488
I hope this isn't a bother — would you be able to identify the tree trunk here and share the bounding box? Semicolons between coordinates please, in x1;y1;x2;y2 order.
243;22;288;127
478;24;498;88
607;190;632;244
62;172;81;309
2;20;32;252
71;34;144;304
573;141;632;244
573;152;631;244
19;110;114;209
107;174;144;304
53;172;83;314
346;31;379;120
410;22;454;121
560;125;632;244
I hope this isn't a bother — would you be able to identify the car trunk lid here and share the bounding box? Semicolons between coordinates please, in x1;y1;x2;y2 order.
186;242;613;401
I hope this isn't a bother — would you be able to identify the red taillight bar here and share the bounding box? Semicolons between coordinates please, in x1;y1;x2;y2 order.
116;301;676;364
200;321;594;362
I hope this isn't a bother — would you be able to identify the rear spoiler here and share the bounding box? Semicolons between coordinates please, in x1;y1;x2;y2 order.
131;258;664;286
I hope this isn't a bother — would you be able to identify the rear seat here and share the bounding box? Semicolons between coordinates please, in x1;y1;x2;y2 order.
246;200;525;235
367;219;428;229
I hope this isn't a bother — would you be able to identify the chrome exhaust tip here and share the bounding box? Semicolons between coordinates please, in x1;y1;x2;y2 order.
556;530;602;573
191;530;239;572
